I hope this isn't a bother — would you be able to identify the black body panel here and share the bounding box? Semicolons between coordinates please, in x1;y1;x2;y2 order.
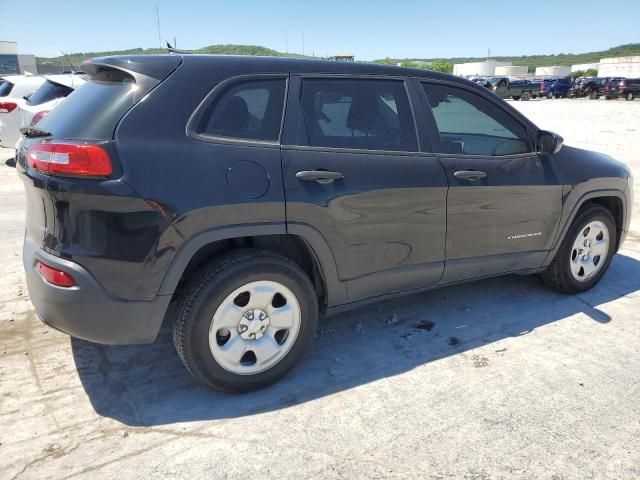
18;54;632;344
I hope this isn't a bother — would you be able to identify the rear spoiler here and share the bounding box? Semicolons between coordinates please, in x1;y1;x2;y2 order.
81;55;183;102
82;55;182;81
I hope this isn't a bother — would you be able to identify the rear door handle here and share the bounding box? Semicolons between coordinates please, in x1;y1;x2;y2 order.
296;170;344;184
454;170;487;181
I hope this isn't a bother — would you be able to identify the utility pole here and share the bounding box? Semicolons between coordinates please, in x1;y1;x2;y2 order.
174;36;177;49
488;47;491;59
302;33;305;56
156;6;162;48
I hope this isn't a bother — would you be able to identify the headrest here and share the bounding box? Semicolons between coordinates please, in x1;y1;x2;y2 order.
346;92;378;132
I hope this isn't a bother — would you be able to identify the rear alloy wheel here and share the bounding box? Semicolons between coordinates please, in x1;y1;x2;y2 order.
521;91;532;101
541;205;616;294
173;250;318;392
626;92;635;101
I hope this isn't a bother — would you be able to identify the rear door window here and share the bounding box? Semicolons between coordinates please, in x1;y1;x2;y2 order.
422;82;531;156
26;80;74;106
0;80;13;97
194;78;287;142
298;78;418;152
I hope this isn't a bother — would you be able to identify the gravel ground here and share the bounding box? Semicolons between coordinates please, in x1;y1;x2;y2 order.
1;98;639;480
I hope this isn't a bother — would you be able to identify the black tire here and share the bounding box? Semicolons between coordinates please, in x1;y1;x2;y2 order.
547;90;554;99
172;250;318;393
626;92;635;101
521;91;532;101
541;205;616;294
512;96;520;101
589;90;599;100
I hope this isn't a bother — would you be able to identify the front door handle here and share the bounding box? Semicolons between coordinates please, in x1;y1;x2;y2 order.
296;170;344;184
454;170;487;181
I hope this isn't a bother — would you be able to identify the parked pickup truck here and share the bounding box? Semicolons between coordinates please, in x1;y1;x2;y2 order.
489;77;539;101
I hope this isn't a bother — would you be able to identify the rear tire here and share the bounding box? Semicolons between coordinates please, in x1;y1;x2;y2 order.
589;90;599;100
541;205;616;294
521;91;532;101
172;250;318;393
626;92;635;101
511;96;520;100
547;91;554;99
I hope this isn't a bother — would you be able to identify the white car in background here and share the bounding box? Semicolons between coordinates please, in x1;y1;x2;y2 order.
20;73;87;135
0;74;46;147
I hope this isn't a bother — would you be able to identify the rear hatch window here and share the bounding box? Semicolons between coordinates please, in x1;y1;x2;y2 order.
0;80;13;97
26;79;74;106
35;69;138;140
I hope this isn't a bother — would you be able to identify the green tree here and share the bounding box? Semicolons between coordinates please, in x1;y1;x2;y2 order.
426;60;453;73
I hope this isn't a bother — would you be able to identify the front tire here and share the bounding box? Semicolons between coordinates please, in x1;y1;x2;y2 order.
521;91;532;101
541;205;616;294
626;92;635;101
172;250;318;393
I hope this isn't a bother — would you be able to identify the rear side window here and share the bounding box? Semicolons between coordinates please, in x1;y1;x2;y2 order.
26;80;73;106
194;78;286;142
422;82;531;156
0;81;13;97
36;70;137;140
299;78;417;152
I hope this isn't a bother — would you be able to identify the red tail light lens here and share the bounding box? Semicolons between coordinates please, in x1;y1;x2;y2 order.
36;261;76;287
30;110;49;126
27;142;112;177
0;102;17;113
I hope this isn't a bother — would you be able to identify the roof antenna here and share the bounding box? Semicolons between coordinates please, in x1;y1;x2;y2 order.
60;51;78;73
166;41;192;55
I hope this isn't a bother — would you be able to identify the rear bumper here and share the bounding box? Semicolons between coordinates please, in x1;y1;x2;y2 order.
23;235;172;344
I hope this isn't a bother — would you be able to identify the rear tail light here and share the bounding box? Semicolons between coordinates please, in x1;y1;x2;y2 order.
0;102;17;113
35;261;76;287
27;142;112;177
30;110;49;126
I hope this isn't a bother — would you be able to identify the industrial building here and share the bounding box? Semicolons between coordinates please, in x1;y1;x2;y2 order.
535;66;571;77
571;63;599;72
598;56;640;77
0;41;37;74
494;65;528;76
452;60;511;77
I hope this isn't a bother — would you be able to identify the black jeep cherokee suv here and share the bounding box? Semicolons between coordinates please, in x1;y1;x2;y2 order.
18;55;633;392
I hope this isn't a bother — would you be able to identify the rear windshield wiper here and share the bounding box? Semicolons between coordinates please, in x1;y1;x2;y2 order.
20;127;52;138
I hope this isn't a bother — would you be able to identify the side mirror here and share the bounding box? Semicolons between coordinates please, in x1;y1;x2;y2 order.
537;130;564;154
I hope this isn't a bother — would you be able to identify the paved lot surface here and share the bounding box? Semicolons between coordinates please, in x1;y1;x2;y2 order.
1;99;639;479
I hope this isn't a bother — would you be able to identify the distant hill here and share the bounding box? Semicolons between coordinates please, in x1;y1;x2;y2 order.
36;42;640;73
36;44;301;71
374;43;640;71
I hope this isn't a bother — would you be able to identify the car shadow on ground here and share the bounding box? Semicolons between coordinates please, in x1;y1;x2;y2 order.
71;253;640;426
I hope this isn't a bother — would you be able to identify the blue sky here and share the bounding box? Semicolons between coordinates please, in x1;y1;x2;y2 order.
2;0;639;60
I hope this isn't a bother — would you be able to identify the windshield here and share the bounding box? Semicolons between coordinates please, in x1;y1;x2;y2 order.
0;80;14;97
36;73;137;140
26;80;74;106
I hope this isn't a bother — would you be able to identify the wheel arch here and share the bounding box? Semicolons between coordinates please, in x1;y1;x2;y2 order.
544;189;627;266
157;223;347;308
